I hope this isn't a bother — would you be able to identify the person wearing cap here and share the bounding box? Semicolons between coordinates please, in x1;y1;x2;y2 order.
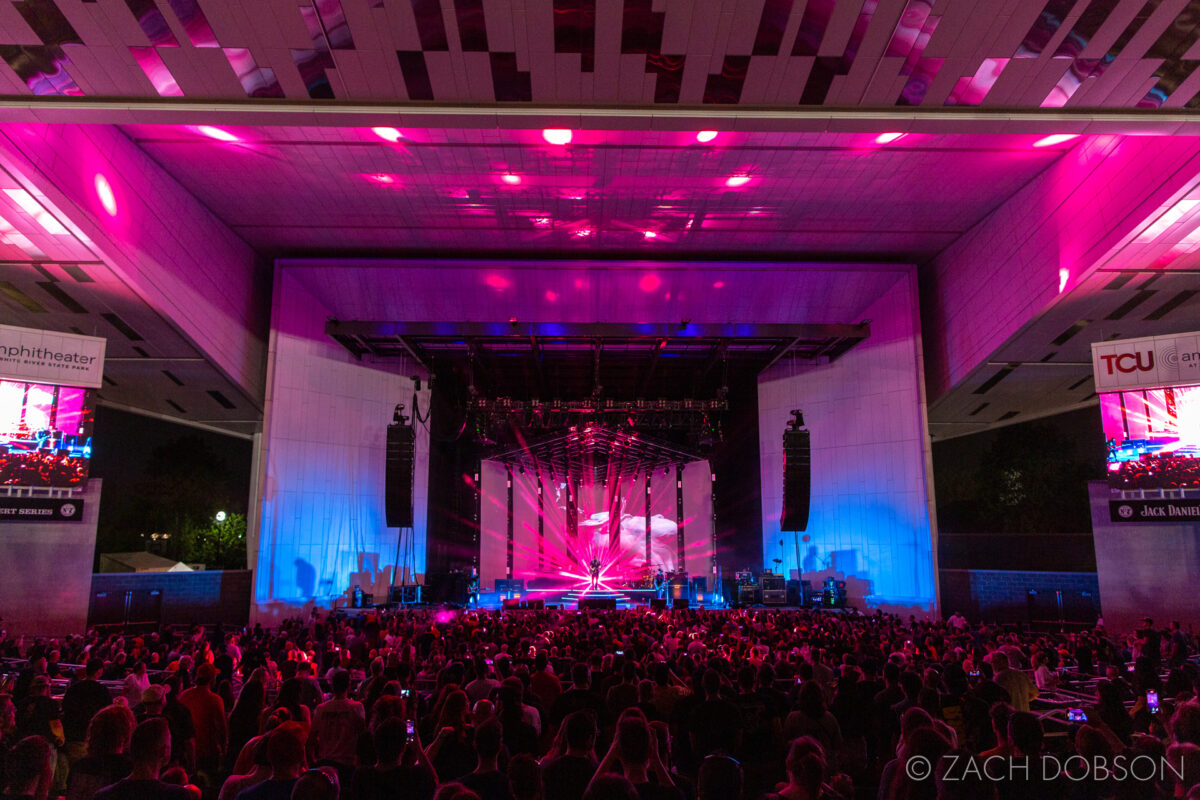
136;684;196;773
62;659;112;757
178;664;226;775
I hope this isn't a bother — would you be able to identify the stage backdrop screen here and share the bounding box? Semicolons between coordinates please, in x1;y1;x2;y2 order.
1102;383;1200;490
0;380;94;487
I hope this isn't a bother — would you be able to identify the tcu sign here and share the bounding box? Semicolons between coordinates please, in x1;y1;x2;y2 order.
1097;351;1155;375
1092;331;1200;393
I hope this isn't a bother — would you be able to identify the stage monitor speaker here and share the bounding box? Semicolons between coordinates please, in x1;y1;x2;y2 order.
389;585;420;604
781;428;810;532
650;598;667;611
385;424;416;528
502;598;522;611
580;597;617;610
526;599;544;611
672;598;690;610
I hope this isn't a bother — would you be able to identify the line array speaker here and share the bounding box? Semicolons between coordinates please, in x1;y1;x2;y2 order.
781;428;810;532
386;423;415;528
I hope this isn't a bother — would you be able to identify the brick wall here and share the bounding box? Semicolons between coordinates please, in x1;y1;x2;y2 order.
88;570;252;628
939;569;1100;625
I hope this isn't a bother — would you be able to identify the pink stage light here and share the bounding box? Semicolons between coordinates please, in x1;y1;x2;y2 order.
545;290;558;302
713;281;725;288
639;274;662;292
875;132;905;144
364;173;397;184
725;174;751;187
642;230;657;239
485;274;511;289
696;130;719;143
502;173;522;185
1058;268;1070;294
196;125;238;142
94;175;117;217
573;228;594;239
1033;134;1078;147
543;129;573;145
372;127;404;142
531;216;552;227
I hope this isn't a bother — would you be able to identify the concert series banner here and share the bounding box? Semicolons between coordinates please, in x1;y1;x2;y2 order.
1110;499;1200;523
0;324;106;389
0;496;85;523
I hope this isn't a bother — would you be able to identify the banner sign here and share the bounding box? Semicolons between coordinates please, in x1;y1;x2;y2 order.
0;324;105;389
0;496;85;523
1110;499;1200;523
1092;331;1200;393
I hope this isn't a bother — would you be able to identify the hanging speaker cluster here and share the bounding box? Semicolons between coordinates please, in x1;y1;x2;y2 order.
780;412;810;532
386;423;415;528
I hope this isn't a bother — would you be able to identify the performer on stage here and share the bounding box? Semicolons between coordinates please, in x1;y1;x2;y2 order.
467;565;479;609
654;567;666;599
589;556;601;590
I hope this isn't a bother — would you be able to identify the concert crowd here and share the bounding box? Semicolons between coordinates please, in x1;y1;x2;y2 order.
0;607;1198;800
1109;455;1200;490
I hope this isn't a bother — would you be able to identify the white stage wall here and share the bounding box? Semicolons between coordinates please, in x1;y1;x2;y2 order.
251;268;430;621
758;271;938;615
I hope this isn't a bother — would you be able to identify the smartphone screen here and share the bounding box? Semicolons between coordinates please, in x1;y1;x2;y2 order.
405;719;416;737
1067;708;1087;722
1148;690;1160;715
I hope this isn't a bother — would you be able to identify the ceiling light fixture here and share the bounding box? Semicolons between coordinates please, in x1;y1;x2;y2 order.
94;175;117;217
372;127;404;142
502;173;522;185
696;130;719;143
1033;133;1078;147
196;125;238;142
725;174;751;187
874;132;905;144
543;128;573;145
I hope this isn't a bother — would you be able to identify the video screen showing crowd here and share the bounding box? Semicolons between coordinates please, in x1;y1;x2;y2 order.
0;379;94;487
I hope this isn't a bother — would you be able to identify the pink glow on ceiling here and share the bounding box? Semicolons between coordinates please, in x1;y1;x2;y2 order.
696;131;719;143
712;281;725;288
642;230;657;239
573;228;594;239
1058;268;1069;294
638;274;662;292
1137;199;1200;243
530;216;551;227
94;175;117;217
1033;134;1078;148
196;125;238;142
543;129;573;145
501;173;522;185
363;173;398;184
545;290;558;302
372;127;404;143
485;274;511;289
725;174;751;187
875;132;906;144
4;189;68;235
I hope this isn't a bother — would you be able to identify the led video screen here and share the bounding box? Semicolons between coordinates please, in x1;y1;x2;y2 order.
1103;383;1200;490
0;380;94;487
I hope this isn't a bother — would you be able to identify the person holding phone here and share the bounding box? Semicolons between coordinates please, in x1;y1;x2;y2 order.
350;717;437;800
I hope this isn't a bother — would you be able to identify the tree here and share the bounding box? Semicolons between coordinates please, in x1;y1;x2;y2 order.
189;513;247;570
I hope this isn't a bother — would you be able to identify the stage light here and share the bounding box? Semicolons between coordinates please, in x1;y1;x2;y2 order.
1033;133;1078;147
502;173;521;185
372;126;404;142
197;125;238;142
696;130;718;143
1058;268;1069;293
545;290;558;302
642;230;657;239
573;228;594;239
543;128;573;145
874;132;905;144
725;174;751;187
485;274;511;289
712;281;725;288
639;274;662;292
94;174;117;216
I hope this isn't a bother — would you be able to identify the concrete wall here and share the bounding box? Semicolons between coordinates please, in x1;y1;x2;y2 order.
1090;481;1200;634
0;480;100;636
89;570;252;628
758;271;938;615
940;569;1100;625
922;136;1200;402
251;267;430;622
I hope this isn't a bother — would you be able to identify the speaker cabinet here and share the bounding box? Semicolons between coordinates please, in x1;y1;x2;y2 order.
386;424;416;528
580;597;617;610
781;428;810;532
650;598;667;611
672;598;690;610
502;598;522;611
